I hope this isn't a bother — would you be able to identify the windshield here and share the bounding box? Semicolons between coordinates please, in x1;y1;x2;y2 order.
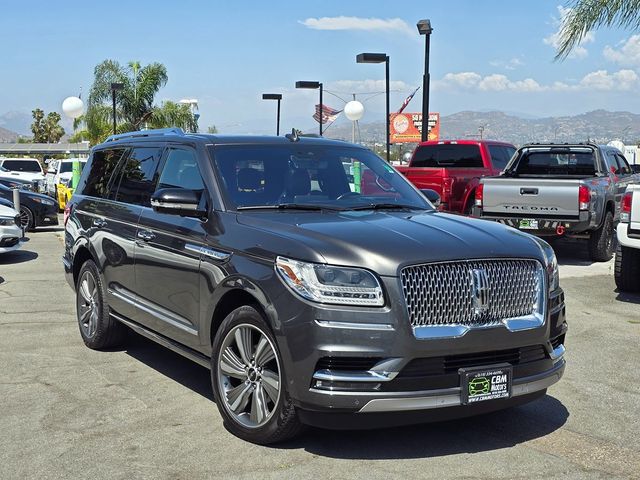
209;144;432;211
1;160;41;173
512;149;596;176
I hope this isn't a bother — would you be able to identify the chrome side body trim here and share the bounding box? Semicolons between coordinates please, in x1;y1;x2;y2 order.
108;285;198;335
184;243;231;262
110;311;210;369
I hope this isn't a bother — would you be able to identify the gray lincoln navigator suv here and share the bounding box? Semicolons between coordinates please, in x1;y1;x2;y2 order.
63;128;567;444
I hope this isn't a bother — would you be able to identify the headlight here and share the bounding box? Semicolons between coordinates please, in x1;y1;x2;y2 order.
32;197;55;206
276;256;384;306
534;238;559;291
0;216;16;226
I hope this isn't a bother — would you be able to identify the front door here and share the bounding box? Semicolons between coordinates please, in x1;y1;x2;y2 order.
134;146;209;349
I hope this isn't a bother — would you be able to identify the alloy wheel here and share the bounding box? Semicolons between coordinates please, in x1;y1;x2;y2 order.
77;271;99;338
217;324;281;428
19;207;31;230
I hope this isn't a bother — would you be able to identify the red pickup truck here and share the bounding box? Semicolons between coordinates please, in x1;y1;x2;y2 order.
396;140;516;214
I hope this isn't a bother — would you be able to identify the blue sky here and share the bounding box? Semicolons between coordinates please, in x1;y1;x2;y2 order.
1;0;640;134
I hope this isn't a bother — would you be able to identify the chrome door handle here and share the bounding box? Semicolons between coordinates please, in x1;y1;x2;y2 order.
93;218;107;228
136;230;156;242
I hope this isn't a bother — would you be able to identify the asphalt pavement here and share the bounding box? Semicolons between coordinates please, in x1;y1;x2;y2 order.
0;227;638;479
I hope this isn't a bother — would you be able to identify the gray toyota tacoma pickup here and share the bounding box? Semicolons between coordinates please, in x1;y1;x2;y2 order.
64;129;567;444
475;143;639;261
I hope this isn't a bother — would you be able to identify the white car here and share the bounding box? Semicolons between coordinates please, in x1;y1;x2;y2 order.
46;158;87;197
0;202;22;254
615;183;640;292
0;158;46;192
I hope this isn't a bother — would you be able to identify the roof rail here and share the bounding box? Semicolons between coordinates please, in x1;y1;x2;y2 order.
104;128;185;143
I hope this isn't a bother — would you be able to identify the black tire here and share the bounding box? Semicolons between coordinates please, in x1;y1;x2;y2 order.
76;259;125;349
614;244;640;292
211;305;303;444
588;211;615;262
19;206;35;231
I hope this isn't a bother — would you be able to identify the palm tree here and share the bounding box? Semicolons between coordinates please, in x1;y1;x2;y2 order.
150;101;199;132
556;0;640;59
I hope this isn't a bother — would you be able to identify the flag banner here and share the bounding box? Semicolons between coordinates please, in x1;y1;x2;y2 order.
397;87;420;114
389;112;440;143
313;104;342;124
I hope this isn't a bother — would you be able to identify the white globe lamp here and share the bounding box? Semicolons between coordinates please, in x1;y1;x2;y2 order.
344;100;364;121
62;96;84;119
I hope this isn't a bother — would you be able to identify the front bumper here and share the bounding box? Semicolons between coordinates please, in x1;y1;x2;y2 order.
0;224;23;253
34;203;59;227
272;270;567;420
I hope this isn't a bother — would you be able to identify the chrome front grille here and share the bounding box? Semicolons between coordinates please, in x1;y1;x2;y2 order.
400;259;544;330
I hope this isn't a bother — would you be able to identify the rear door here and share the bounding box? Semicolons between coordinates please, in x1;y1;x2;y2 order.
102;145;164;319
133;144;209;348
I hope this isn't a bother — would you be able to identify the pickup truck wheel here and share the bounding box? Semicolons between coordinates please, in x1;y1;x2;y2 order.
615;244;640;292
76;260;126;349
211;306;303;444
588;211;615;262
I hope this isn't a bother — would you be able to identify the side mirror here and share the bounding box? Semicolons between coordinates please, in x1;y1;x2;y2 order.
420;188;441;208
150;188;206;218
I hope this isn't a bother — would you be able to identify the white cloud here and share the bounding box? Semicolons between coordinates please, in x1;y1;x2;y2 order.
604;35;640;66
579;69;639;90
543;5;595;59
300;16;413;36
434;69;638;93
489;57;525;70
329;79;410;93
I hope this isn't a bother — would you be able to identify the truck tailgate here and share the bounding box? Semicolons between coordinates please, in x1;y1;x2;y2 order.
482;178;581;218
396;167;446;194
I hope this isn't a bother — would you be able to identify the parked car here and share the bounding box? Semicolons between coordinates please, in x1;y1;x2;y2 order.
64;128;566;444
0;175;34;191
0;158;46;192
476;143;639;261
45;158;87;198
395;140;516;214
615;184;640;291
0;202;22;254
0;182;59;231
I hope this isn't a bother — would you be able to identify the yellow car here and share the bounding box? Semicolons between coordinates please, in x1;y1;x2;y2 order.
56;182;74;212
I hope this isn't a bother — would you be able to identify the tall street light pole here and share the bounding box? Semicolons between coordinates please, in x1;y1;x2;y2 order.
417;19;433;143
295;81;323;136
262;93;283;135
356;53;390;162
110;82;124;135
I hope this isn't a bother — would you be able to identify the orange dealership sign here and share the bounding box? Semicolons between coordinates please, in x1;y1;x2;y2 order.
389;112;440;143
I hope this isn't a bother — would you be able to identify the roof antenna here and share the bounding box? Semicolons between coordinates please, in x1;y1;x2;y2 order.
285;128;299;142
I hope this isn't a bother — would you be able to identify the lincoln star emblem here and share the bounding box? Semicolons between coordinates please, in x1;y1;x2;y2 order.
470;268;490;316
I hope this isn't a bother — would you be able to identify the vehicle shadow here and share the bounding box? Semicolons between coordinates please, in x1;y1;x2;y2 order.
0;250;38;265
121;333;213;400
120;331;568;459
615;290;640;305
279;395;568;459
550;238;591;265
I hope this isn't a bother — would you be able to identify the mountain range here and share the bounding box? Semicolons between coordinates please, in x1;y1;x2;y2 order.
1;109;639;147
323;109;640;147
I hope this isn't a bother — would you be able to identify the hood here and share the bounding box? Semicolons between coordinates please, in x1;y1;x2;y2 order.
0;171;43;182
236;210;545;276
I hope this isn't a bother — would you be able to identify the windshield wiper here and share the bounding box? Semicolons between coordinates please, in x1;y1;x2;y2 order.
237;203;339;211
344;203;425;211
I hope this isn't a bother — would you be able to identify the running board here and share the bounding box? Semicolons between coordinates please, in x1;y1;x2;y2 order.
111;312;211;369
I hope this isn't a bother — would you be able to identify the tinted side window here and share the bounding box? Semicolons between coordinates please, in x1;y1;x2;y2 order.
488;145;515;170
158;148;205;191
615;154;632;175
411;145;483;168
112;147;162;206
81;148;127;199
